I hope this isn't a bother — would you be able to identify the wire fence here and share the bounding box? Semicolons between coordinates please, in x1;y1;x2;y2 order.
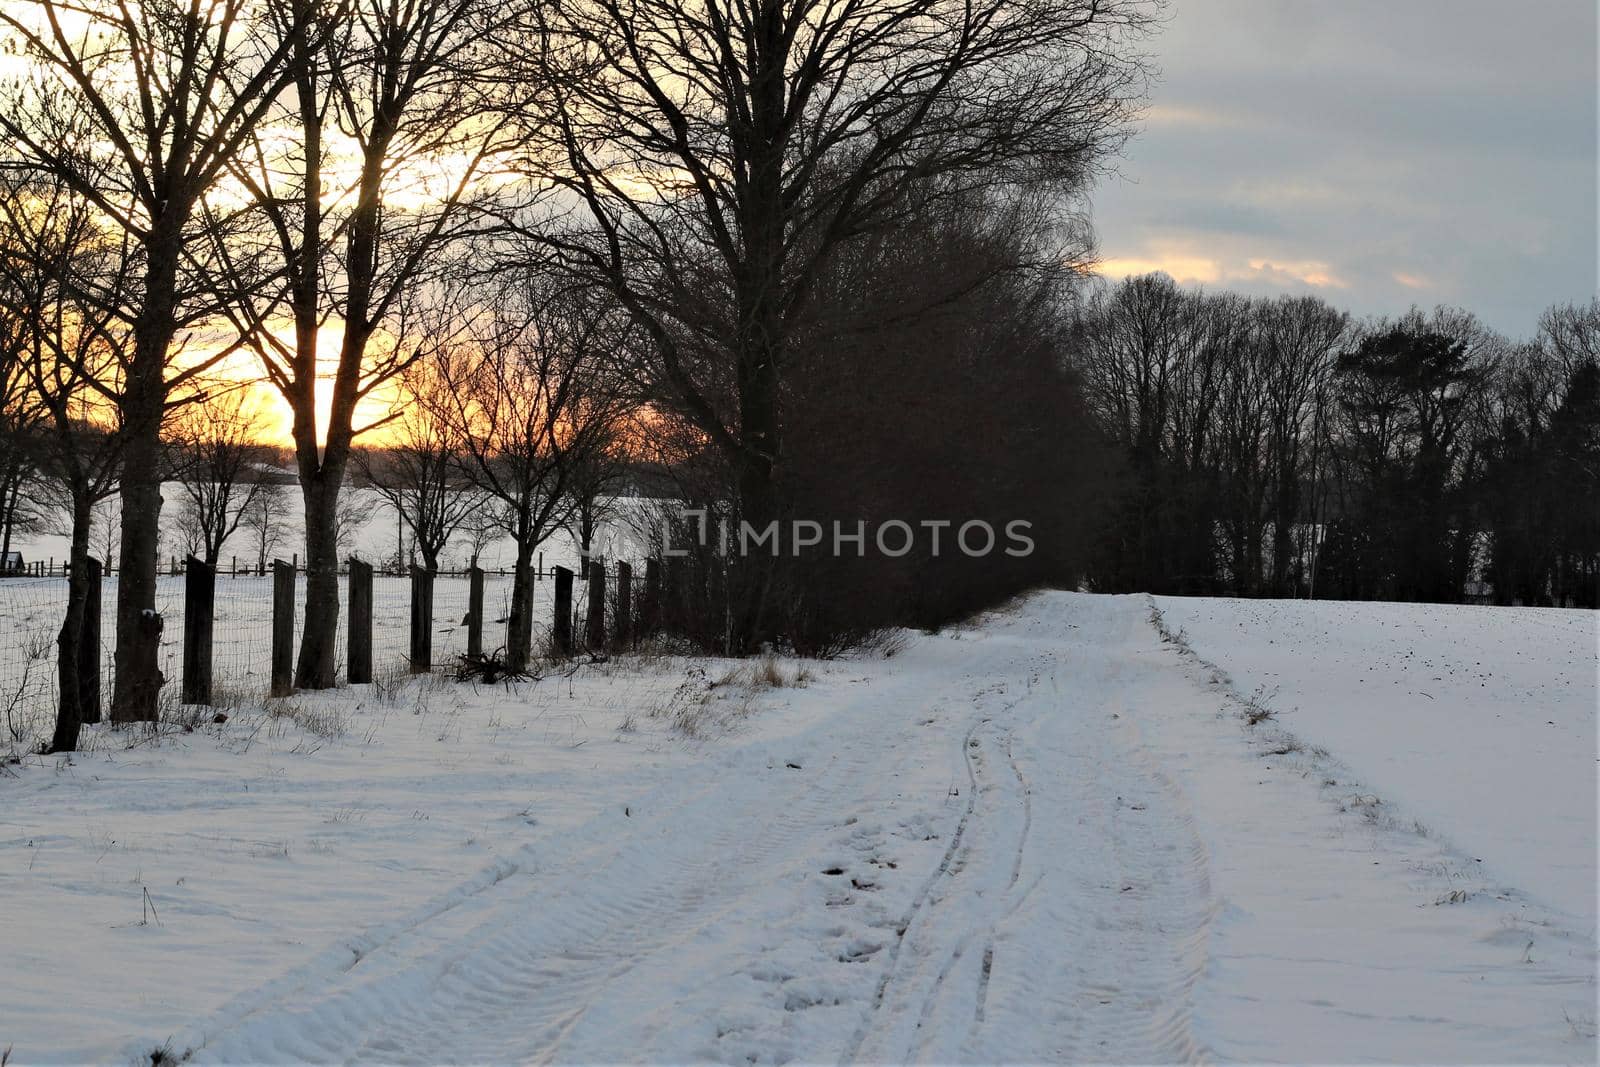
1;576;132;748
0;565;574;750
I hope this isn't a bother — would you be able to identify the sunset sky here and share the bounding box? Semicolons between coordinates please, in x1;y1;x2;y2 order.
1090;0;1597;337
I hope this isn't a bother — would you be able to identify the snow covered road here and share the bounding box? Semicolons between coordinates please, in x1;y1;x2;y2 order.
175;598;1217;1064
166;595;1593;1064
3;592;1594;1064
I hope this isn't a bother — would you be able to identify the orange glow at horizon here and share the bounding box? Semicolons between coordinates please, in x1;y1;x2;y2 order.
206;327;406;451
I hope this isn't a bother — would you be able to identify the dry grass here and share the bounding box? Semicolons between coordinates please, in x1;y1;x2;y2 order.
713;654;813;692
856;628;911;660
1240;684;1279;726
265;698;348;741
644;665;756;739
371;660;409;705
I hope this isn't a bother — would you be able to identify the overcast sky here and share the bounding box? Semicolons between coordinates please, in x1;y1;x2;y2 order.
1089;0;1597;338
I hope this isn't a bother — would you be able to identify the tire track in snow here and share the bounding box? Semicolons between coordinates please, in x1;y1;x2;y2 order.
881;597;1218;1065
176;639;1028;1065
983;596;1215;1065
904;725;1039;1062
169;595;1219;1066
841;707;1034;1065
838;712;984;1064
195;721;882;1064
967;732;1034;1033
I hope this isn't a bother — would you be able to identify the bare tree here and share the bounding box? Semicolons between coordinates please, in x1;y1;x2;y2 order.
218;0;524;688
513;0;1155;646
1077;278;1348;596
92;496;121;573
434;279;629;668
1075;274;1221;591
166;388;268;567
354;360;482;572
459;506;503;571
0;173;125;751
565;403;629;580
335;489;368;558
1257;296;1346;594
0;273;47;565
1210;295;1269;593
1539;298;1600;375
0;0;320;720
241;477;291;574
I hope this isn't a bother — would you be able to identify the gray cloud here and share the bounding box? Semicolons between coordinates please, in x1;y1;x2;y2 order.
1090;0;1597;336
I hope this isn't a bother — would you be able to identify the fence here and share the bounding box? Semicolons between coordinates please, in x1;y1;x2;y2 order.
0;555;658;748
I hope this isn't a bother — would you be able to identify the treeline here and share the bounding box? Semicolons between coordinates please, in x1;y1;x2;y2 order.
1075;274;1600;608
649;190;1111;653
0;0;1157;750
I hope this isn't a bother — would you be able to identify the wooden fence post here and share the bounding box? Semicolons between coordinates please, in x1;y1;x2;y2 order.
271;560;295;697
664;556;684;632
80;557;102;724
552;565;574;656
182;555;215;706
642;558;661;637
586;562;606;649
614;561;632;650
507;563;533;672
467;565;485;659
409;565;434;674
348;559;373;684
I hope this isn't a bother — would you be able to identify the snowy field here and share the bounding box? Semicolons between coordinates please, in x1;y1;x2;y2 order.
0;571;555;751
0;486;611;750
0;592;1595;1064
1153;596;1598;931
10;485;598;576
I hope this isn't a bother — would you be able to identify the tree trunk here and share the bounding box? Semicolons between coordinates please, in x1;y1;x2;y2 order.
578;506;594;580
110;412;166;722
295;471;344;688
1;468;19;563
733;438;778;654
506;522;535;671
730;250;784;652
1271;511;1294;594
47;499;94;752
725;5;787;655
110;212;182;724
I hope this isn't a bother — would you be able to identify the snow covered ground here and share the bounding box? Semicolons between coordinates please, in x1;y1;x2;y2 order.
1;593;1595;1064
0;571;550;752
1153;596;1598;933
0;483;624;750
9;485;611;576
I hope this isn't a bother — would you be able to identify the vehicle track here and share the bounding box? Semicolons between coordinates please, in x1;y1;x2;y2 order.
175;596;1218;1066
844;605;1218;1064
183;641;1030;1065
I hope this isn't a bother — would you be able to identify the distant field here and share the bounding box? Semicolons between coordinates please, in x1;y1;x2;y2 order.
0;571;557;750
9;484;603;574
1154;595;1599;928
0;484;662;747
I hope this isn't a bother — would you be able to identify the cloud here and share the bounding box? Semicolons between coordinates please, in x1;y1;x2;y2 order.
1091;0;1597;336
1245;259;1347;290
1095;246;1348;293
1096;252;1223;287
